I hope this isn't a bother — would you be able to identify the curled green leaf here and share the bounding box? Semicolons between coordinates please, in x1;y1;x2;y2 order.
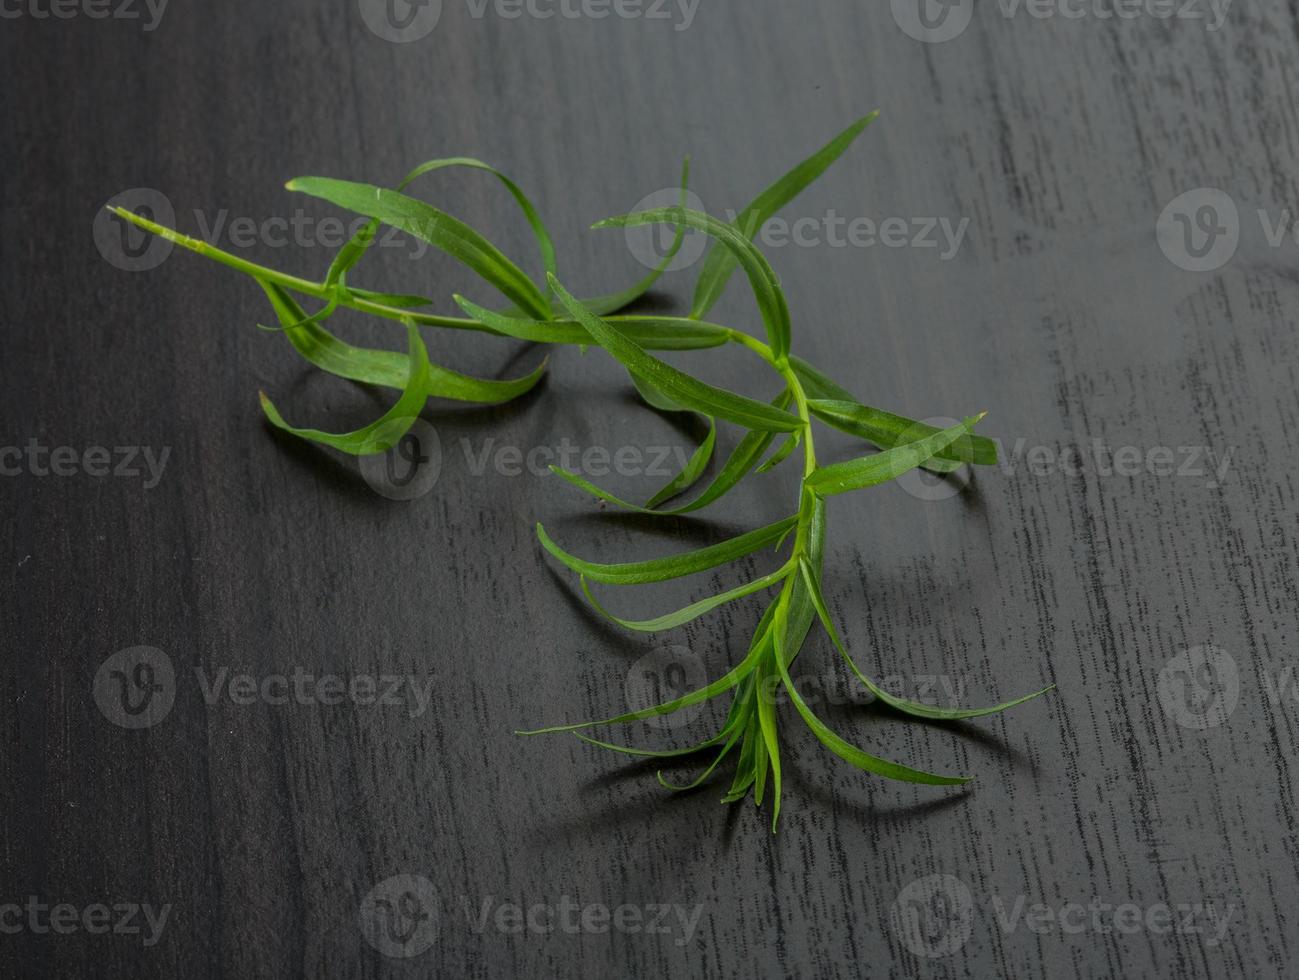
580;565;792;633
454;294;731;350
594;207;792;360
644;417;717;508
808;398;998;467
257;319;431;455
287;176;552;319
798;560;1055;720
807;415;985;497
260;281;546;405
547;392;791;516
772;606;971;787
537;516;797;585
691;113;879;319
581;157;691;316
548;274;802;432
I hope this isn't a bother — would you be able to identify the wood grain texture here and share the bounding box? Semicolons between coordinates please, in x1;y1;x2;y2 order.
2;0;1294;976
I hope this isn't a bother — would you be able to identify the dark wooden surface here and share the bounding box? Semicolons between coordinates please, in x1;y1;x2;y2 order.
3;1;1295;976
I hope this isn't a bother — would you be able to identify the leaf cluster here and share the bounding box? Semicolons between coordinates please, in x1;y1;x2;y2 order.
113;114;1052;828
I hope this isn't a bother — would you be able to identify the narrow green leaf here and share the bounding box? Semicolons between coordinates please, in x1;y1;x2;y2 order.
807;415;985;497
572;730;726;758
395;156;558;290
629;369;686;413
756;429;801;474
772;606;971;786
257;320;431;455
751;705;769;807
593;208;792;360
454;295;731;350
652;701;753;791
546;392;790;516
666;416;784;511
548;274;803;432
691;113;879;319
349;288;432;308
260;281;546;405
657;720;747;792
644;417;717;508
809;398;998;467
792;356;997;471
755;646;782;830
789;354;857;402
286;176;551;319
798;561;1055;720
721;710;761;804
581;158;691;316
315;156;557;316
536;516;796;585
782;493;828;664
625;373;719;508
579;565;792;633
515;625;771;735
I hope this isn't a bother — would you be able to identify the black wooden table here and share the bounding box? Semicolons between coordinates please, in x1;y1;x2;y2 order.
3;1;1292;976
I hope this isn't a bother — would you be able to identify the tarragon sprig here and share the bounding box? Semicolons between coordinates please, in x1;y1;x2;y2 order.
110;114;1053;828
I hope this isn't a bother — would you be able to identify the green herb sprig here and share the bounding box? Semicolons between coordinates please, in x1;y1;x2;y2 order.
112;114;1053;829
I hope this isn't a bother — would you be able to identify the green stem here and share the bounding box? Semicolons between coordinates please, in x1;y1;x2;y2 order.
110;206;732;344
725;327;818;560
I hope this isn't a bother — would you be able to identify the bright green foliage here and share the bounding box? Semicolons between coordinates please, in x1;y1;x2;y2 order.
113;115;1053;829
